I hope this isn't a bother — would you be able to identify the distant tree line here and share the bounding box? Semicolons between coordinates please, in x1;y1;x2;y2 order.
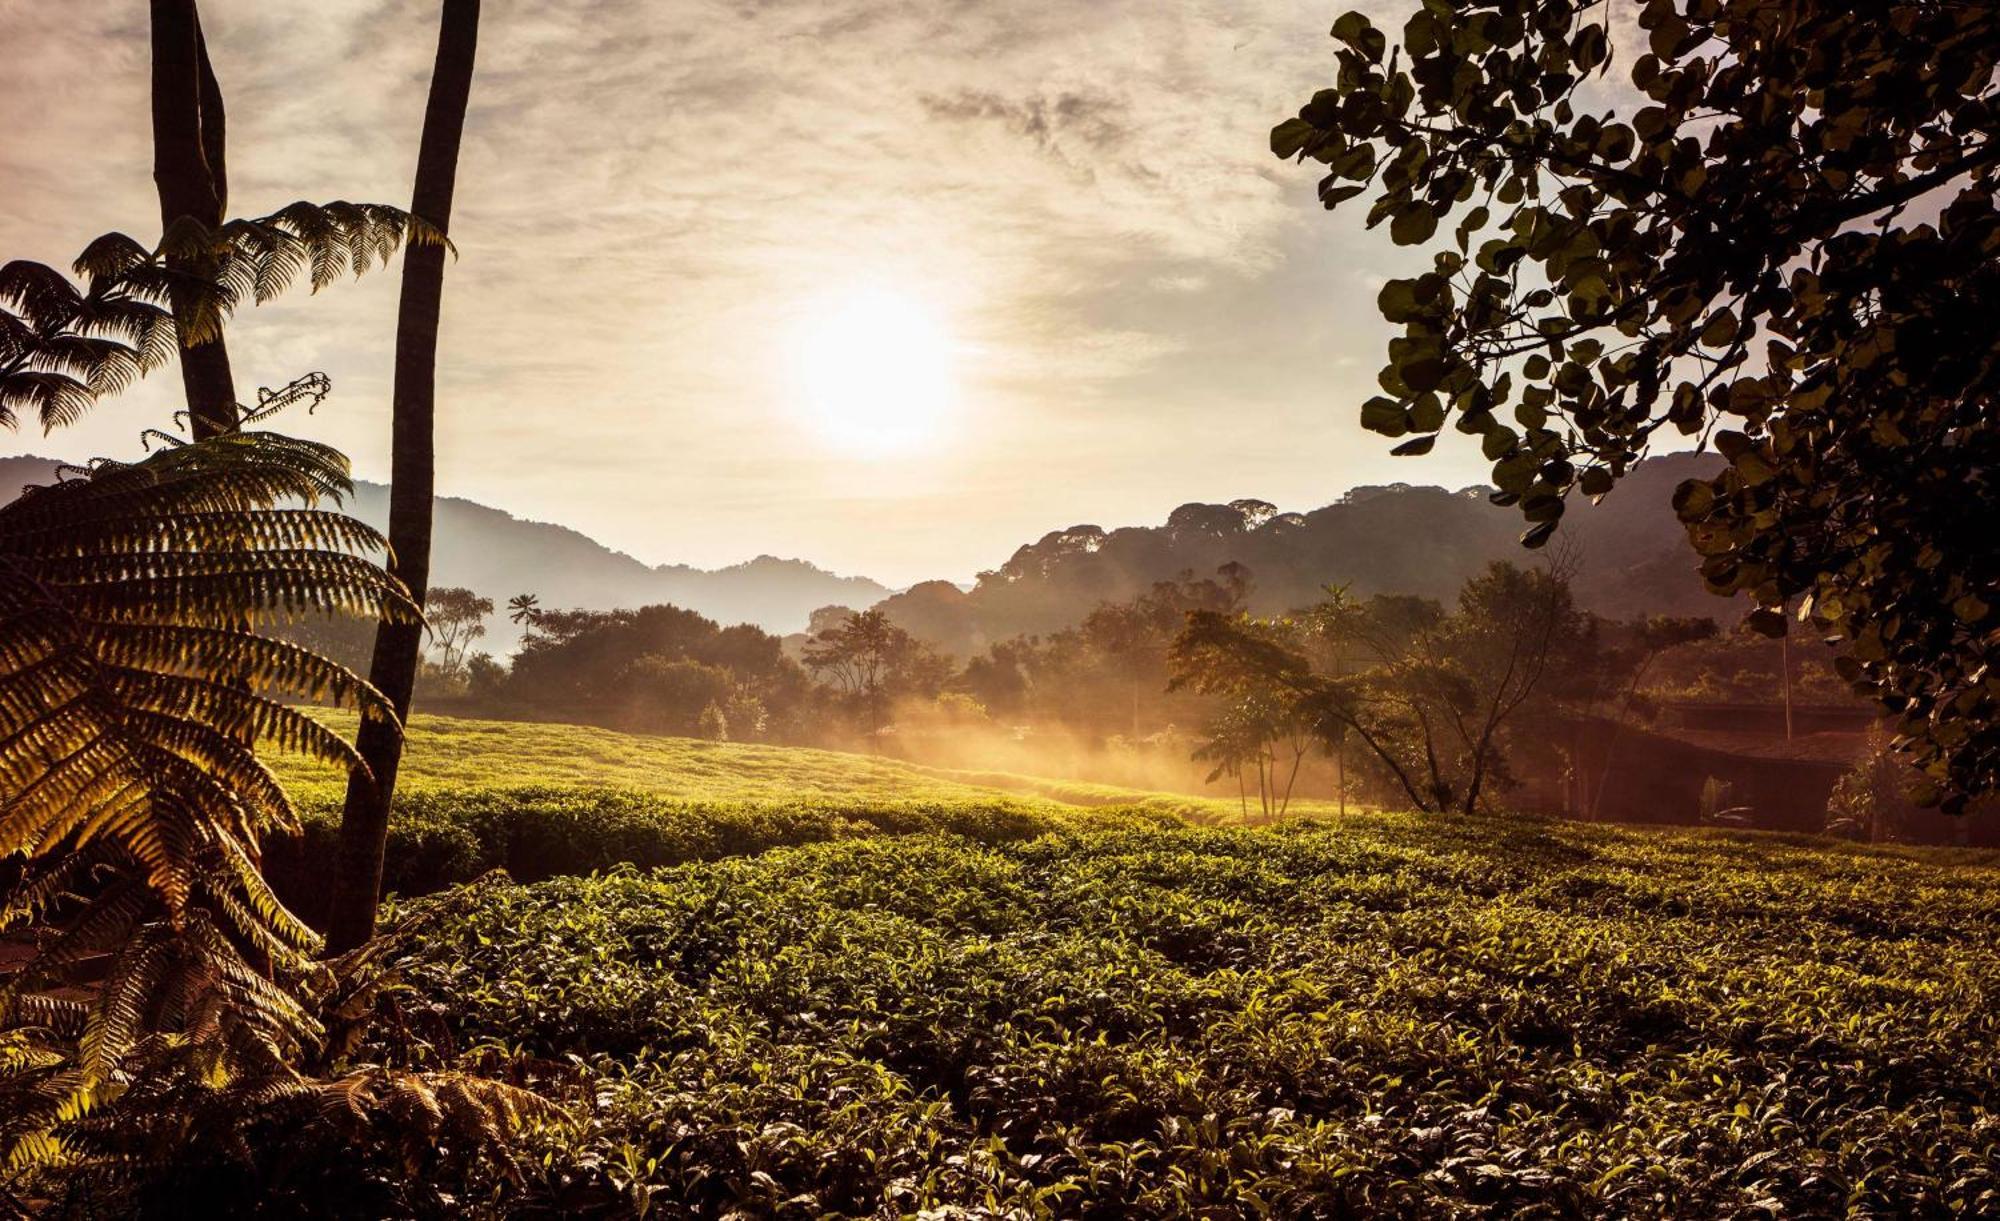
399;556;1884;820
871;456;1725;657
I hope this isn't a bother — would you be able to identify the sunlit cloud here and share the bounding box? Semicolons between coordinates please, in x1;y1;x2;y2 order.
0;0;1481;585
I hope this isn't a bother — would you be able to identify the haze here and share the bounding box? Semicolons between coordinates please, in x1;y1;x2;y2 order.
0;0;1504;586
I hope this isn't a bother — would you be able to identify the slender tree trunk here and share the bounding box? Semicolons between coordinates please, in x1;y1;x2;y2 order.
1780;621;1795;741
1335;733;1346;819
150;0;236;437
1278;741;1303;818
329;0;480;953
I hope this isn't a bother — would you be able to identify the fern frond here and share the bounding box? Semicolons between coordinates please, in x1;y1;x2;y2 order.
0;371;95;433
1;430;412;1117
71;232;151;285
3;200;434;431
0;260;82;330
82;928;173;1080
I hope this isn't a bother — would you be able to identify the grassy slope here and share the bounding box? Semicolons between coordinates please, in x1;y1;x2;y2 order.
266;713;2000;1216
278;711;1193;809
264;713;1188;922
279;710;1360;823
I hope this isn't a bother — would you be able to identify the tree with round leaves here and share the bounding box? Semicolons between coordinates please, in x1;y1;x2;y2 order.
1275;0;2000;810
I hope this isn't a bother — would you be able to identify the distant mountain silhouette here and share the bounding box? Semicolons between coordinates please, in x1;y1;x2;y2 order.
1;448;1734;658
0;454;889;651
870;451;1734;654
0;455;63;504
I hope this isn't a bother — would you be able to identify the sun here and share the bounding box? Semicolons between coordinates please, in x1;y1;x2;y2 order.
791;287;958;455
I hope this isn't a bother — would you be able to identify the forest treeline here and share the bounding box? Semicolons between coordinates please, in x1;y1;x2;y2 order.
2;446;1724;655
871;449;1724;653
356;556;1849;817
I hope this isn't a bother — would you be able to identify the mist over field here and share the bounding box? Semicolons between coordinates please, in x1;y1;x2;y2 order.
3;1;1996;1215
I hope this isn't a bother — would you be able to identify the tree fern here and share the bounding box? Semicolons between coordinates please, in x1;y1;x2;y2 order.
0;203;447;431
3;879;564;1213
0;426;421;1172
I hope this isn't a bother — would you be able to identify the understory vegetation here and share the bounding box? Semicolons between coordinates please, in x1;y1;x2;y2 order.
262;801;1998;1217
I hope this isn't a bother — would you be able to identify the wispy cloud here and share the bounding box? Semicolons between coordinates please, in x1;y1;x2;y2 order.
0;0;1486;584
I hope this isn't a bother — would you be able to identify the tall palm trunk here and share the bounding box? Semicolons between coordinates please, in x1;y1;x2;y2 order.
328;0;480;953
150;0;237;438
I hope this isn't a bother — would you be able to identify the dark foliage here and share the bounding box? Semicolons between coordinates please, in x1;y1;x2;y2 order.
1276;0;2000;807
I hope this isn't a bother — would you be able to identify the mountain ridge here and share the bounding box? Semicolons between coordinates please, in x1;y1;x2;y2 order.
1;449;1733;656
0;454;890;649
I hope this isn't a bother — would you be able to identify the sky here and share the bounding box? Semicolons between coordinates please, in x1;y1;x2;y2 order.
0;0;1512;586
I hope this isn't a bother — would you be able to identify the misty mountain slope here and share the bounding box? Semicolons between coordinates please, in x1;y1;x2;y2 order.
873;452;1735;653
335;483;890;641
3;449;1734;658
0;455;66;502
0;454;888;648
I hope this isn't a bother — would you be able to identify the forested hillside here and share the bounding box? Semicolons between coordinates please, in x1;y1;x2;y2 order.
876;452;1729;654
4;450;1731;658
0;455;888;644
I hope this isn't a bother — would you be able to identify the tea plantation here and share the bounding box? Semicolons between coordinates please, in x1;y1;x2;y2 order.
247;718;2000;1217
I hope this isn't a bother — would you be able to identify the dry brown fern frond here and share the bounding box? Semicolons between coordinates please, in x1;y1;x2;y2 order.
7;1036;566;1217
2;875;575;1212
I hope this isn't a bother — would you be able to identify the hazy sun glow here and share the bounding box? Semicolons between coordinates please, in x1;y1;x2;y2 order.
792;287;957;455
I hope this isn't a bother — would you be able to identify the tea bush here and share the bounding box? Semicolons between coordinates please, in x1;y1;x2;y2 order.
344;818;2000;1218
266;787;1166;925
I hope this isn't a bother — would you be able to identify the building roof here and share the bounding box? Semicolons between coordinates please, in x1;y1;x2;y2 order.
1563;714;1871;767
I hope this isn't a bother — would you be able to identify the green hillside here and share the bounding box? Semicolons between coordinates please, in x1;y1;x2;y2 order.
276;711;1275;818
278;711;1040;803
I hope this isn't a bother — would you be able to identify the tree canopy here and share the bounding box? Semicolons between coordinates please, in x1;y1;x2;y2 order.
1275;0;2000;808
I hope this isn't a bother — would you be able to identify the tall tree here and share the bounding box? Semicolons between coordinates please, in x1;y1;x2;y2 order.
330;0;481;952
423;586;494;674
804;609;918;744
1274;0;2000;808
1172;562;1590;816
149;0;236;438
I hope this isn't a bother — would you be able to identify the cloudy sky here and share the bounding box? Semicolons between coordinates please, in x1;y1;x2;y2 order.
0;0;1504;585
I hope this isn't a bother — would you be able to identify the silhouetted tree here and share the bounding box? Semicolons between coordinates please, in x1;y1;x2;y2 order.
1192;687;1314;823
333;0;481;952
423;586;492;673
496;603;807;734
507;592;541;633
622;655;735;736
1173;561;1590;815
1276;1;2000;808
807;604;860;636
803;609;942;744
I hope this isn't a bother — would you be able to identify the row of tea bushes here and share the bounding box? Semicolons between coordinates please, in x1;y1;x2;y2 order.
329;819;2000;1217
265;785;1167;925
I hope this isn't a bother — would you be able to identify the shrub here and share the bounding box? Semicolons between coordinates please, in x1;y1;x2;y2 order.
1826;727;1912;841
266;785;1160;925
333;820;2000;1217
